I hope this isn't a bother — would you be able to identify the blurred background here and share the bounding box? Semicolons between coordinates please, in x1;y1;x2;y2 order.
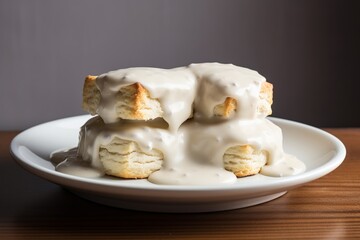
1;0;359;130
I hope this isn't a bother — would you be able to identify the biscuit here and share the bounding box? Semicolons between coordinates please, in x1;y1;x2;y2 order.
82;75;163;120
99;137;163;179
82;75;100;115
223;145;267;177
213;82;273;117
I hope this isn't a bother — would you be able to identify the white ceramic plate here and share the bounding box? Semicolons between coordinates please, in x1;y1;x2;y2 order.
11;115;346;212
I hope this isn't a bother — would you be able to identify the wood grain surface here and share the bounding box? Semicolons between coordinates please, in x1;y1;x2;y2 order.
1;129;359;239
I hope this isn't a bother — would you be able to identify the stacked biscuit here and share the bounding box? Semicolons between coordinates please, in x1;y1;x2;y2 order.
79;63;274;179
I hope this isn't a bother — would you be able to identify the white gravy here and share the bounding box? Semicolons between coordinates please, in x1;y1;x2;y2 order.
51;63;306;185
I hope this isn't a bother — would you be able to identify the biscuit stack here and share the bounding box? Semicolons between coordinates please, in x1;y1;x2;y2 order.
79;63;274;179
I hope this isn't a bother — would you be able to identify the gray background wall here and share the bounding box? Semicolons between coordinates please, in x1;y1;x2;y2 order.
1;0;359;130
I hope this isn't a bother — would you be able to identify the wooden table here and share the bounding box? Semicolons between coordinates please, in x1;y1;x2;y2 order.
1;129;359;239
